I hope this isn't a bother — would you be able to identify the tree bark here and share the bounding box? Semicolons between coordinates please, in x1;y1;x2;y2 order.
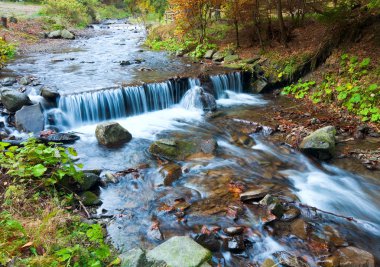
276;0;288;47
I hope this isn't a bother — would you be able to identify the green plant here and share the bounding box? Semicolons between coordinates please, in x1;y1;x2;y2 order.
189;42;217;58
0;38;16;68
0;138;83;187
282;80;316;99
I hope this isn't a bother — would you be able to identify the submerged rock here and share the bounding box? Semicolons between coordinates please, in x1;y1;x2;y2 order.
273;251;310;267
159;163;182;186
15;104;44;133
223;235;245;253
1;77;17;86
149;137;217;161
300;126;336;160
146;236;212;267
0;89;32;112
332;246;375;267
95;122;132;147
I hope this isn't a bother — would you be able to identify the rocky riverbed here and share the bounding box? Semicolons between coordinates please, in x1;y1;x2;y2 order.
0;19;379;267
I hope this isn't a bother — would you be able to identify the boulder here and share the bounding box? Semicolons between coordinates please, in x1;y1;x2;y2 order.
0;89;32;112
149;137;217;161
61;29;75;39
252;79;268;93
223;55;239;63
19;76;32;85
80;173;101;191
95;122;132;147
48;30;62;39
41;86;60;101
120;248;148;267
212;51;225;62
146;236;212;267
15;104;44;134
299;126;336;160
1;77;17;86
81;191;102;206
204;50;216;59
333;246;375;267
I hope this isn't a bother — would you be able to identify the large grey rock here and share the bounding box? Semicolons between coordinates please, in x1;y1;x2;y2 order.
223;55;239;63
41;86;60;101
80;173;101;191
252;79;268;93
120;248;147;267
1;77;17;86
61;29;75;39
15;104;44;133
0;89;32;112
204;50;216;59
299;126;336;160
333;246;375;267
81;191;102;206
146;236;212;267
95;122;132;147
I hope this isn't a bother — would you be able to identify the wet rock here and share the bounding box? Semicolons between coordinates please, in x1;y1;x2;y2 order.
223;235;245;253
61;29;75;39
1;77;17;86
290;218;309;239
80;173;101;191
323;225;347;247
0;89;32;112
95;122;132;147
149;137;217;161
81;191;102;206
147;227;163;241
194;233;220;252
175;49;186;57
146;236;212;266
259;195;284;218
231;133;255;147
281;207;301;222
224;55;239;63
252;79;268;93
261;258;276;267
15;104;44;134
204;49;216;59
300;126;336;160
159;163;182;186
223;226;245;236
332;246;374;267
120;247;147;267
39;133;80;144
104;172;119;184
19;76;32;85
273;251;309;267
120;60;132;66
41;86;60;101
240;188;269;202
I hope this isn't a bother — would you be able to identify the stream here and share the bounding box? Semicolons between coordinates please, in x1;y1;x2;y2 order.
3;20;380;266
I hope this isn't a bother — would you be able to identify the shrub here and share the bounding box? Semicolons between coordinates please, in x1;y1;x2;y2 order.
0;38;16;68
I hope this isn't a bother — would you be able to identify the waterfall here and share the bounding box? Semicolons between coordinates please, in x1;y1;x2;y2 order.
210;72;243;99
54;72;244;127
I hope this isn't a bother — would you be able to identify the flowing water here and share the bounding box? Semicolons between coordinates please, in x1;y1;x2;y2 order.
4;20;380;266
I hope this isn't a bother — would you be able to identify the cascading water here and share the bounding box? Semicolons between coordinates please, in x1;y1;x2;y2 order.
210;72;243;99
54;73;245;128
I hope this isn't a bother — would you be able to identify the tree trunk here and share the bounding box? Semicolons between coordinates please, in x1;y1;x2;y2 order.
276;0;288;47
1;17;8;28
234;19;240;48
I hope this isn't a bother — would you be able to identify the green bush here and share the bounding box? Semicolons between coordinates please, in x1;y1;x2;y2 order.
282;54;380;122
0;138;83;187
41;0;97;27
0;38;16;68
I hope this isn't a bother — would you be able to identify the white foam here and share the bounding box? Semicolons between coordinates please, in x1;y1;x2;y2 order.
216;90;267;106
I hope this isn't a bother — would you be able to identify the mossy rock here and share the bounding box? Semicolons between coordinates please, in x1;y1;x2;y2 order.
300;126;336;160
146;236;212;267
81;191;102;206
149;138;217;161
223;55;240;63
